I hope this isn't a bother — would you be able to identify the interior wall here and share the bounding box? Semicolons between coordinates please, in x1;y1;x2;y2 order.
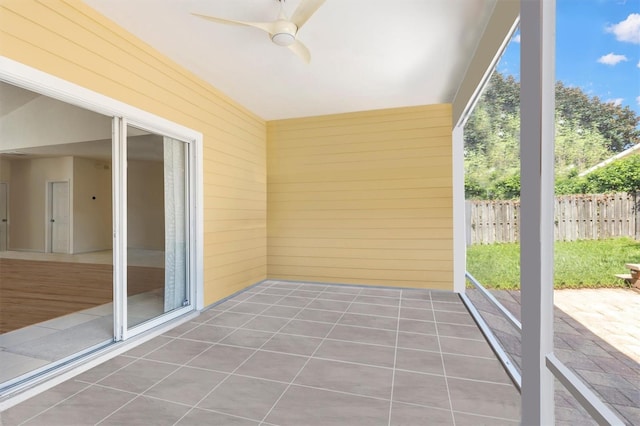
0;158;10;181
127;159;164;250
0;1;267;305
72;157;111;253
0;94;113;151
267;105;454;290
9;156;73;251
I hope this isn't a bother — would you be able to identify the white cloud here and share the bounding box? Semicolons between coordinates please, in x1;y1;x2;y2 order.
637;95;640;106
513;34;521;43
607;13;640;44
606;98;624;106
637;60;640;68
597;52;628;65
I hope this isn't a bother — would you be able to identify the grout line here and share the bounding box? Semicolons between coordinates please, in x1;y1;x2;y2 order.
94;334;231;425
96;283;300;426
9;281;517;425
388;289;402;426
430;293;457;426
124;338;506;380
172;283;332;426
257;286;367;425
12;381;93;426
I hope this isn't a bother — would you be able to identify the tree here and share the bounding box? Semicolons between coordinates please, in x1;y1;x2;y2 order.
556;82;640;151
554;117;610;178
464;71;640;199
584;154;640;193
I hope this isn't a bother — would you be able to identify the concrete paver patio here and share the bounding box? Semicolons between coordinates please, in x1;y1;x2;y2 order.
468;287;640;425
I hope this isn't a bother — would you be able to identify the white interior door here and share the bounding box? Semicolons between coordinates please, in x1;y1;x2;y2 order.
0;183;7;251
50;181;70;254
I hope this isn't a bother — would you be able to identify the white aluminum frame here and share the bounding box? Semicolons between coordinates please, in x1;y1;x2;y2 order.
112;116;127;341
452;124;466;293
520;0;556;423
121;119;199;339
455;1;622;424
0;55;204;389
0;181;10;251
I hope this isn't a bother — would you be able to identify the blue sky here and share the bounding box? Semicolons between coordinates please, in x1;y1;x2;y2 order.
498;0;640;115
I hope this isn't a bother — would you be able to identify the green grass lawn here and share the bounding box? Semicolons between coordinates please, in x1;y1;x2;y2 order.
466;237;640;289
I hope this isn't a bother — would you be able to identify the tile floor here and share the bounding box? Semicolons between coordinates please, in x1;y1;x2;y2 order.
0;280;520;426
1;291;164;385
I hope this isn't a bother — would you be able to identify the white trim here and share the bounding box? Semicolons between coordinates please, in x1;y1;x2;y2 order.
0;57;200;142
460;293;522;390
0;311;199;411
121;121;201;338
194;131;204;310
579;142;640;177
112;117;126;341
0;55;204;377
519;1;556;424
546;355;624;425
465;272;521;331
452;125;466;293
454;16;520;129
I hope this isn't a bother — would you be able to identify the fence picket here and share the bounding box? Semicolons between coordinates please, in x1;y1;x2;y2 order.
468;192;638;244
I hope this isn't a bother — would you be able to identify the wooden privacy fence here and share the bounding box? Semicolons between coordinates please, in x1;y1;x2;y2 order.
466;193;640;245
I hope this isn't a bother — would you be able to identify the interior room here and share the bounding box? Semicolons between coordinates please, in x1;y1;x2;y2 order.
0;83;177;384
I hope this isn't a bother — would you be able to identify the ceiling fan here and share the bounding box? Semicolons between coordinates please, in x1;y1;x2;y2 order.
192;0;326;63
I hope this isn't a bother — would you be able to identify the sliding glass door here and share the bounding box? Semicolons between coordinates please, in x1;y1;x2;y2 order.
126;125;191;330
0;73;199;394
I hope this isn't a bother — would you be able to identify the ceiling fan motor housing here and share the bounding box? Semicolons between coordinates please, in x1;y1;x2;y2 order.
271;20;297;46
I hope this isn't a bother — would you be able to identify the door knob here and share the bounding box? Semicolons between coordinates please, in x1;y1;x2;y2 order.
50;219;55;222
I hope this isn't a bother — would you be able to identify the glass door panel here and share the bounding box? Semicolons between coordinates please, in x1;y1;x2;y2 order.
126;125;189;329
0;82;114;389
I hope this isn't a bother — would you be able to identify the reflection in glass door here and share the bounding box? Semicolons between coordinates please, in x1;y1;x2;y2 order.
126;126;189;329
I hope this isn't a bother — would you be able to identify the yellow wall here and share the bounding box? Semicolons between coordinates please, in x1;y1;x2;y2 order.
0;0;267;305
267;105;453;290
1;1;455;298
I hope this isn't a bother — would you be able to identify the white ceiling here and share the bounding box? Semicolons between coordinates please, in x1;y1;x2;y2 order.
0;82;159;160
83;0;502;121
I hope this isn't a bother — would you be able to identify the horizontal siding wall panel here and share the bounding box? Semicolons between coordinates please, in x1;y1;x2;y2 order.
268;256;453;272
267;198;452;210
268;247;452;261
270;208;452;220
267;105;453;290
271;129;451;147
268;106;452;130
268;237;453;251
267;228;453;240
268;168;452;184
2;3;265;139
1;0;267;305
268;266;453;285
269;188;453;201
268;177;452;192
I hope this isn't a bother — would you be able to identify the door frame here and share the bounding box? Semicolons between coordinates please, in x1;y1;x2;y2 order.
0;56;204;396
0;181;9;251
0;55;203;312
45;180;72;254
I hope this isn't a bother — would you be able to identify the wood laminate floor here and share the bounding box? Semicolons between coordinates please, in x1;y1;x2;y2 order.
0;258;163;333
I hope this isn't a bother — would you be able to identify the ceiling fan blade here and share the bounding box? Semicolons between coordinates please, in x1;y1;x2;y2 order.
288;39;311;63
289;0;326;29
191;13;275;35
